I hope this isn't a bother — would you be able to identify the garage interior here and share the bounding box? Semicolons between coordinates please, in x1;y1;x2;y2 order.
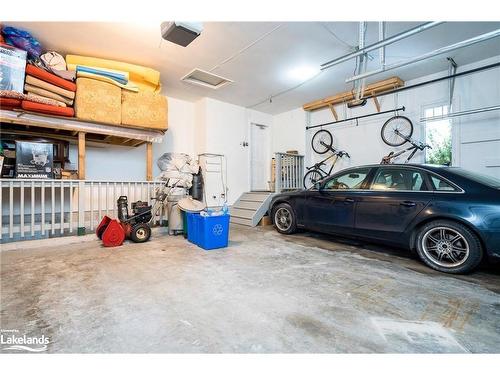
1;20;500;355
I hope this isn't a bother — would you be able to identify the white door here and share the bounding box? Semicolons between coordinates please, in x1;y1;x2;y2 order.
250;123;271;191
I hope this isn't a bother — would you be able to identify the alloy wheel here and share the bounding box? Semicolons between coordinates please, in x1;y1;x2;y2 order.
275;207;292;231
421;226;470;268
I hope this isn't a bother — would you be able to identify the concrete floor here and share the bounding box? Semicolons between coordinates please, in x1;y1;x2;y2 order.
1;225;499;353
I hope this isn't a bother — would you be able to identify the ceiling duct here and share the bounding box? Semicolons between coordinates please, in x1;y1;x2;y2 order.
181;68;233;90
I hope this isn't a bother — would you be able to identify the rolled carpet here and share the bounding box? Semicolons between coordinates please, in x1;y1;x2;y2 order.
24;84;74;106
66;54;161;93
25;75;76;99
25;64;77;92
21;100;74;117
0;97;22;109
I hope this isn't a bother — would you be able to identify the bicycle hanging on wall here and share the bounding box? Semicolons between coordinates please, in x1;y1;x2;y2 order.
303;129;350;189
379;115;431;164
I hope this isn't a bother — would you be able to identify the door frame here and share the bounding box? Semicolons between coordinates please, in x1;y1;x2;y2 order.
249;121;271;191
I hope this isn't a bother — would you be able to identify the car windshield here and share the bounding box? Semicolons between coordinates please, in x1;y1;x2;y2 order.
450;168;500;188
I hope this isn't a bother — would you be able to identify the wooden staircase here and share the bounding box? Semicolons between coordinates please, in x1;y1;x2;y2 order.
230;191;275;227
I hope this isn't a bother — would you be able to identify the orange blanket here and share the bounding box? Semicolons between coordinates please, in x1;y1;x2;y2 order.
0;97;22;109
25;64;77;92
21;100;74;117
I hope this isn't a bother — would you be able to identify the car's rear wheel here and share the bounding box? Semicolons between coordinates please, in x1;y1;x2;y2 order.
272;203;297;235
415;220;482;274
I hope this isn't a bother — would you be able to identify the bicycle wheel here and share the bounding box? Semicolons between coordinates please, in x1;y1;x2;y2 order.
381;116;413;147
311;129;333;154
303;169;324;189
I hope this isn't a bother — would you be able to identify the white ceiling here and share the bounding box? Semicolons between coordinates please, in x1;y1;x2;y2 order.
7;21;500;114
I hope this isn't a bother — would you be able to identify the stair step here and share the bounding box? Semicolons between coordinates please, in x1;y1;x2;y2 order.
230;216;253;226
230;208;254;220
240;192;271;202
232;200;262;210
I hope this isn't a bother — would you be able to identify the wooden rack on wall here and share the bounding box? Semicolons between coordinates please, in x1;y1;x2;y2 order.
302;77;405;119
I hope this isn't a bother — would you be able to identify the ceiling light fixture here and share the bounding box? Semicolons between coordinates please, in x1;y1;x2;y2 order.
287;65;320;82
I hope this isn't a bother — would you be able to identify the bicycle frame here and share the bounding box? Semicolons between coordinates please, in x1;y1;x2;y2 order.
307;141;350;176
381;129;430;164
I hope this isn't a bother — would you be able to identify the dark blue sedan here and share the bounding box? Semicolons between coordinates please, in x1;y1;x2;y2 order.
269;164;500;274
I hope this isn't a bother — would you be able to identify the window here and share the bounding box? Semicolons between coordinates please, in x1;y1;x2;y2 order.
371;168;429;191
323;168;370;190
429;175;460;192
424;104;452;166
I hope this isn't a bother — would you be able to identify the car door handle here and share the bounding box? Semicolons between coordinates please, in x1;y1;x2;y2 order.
400;201;416;207
344;198;355;204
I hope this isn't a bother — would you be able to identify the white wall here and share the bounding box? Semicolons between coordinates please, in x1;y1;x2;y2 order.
64;96;273;205
283;55;500;179
272;108;307;156
195;98;273;205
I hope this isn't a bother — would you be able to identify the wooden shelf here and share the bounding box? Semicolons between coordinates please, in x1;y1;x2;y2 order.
1;109;163;181
302;77;404;112
0;109;164;147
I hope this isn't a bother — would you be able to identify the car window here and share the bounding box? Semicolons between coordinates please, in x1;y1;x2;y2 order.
323;168;370;190
430;175;459;191
371;168;429;191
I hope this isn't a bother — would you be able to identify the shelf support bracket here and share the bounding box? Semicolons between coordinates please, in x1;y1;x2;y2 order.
328;104;338;121
372;96;381;112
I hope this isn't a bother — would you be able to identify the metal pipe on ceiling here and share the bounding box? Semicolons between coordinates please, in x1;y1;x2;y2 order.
356;61;500;102
321;21;444;71
345;28;500;83
378;22;386;67
420;105;500;123
306;106;405;130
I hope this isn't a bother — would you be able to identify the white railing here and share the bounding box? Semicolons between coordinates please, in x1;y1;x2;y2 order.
0;179;169;243
274;153;304;193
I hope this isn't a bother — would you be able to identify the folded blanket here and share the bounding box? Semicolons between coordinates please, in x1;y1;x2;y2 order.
26;92;67;107
24;84;74;106
25;64;77;92
25;75;75;99
0;90;26;100
76;71;139;92
21;100;74;117
66;54;161;92
76;65;128;85
50;68;76;82
0;97;22;109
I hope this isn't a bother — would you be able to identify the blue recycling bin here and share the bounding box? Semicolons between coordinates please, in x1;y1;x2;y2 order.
186;212;230;250
186;212;200;245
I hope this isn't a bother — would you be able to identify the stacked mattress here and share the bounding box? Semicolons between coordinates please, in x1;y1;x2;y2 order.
121;91;168;130
74;78;121;125
69;55;168;130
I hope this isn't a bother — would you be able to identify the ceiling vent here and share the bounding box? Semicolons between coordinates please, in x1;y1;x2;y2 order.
181;68;233;90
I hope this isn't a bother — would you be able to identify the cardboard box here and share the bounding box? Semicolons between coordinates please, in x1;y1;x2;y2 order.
258;215;272;226
0;44;27;93
1;157;15;178
15;141;54;179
